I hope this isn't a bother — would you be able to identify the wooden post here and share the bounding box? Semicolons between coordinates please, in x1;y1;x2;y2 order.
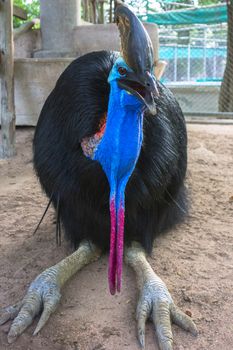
0;0;16;158
13;5;27;20
98;0;105;24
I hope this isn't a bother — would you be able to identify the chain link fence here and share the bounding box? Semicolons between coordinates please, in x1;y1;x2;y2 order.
159;26;226;84
158;23;233;120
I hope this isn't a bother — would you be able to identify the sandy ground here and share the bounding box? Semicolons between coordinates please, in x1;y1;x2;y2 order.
0;124;233;350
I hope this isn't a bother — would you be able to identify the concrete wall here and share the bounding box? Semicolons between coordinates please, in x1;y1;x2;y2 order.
168;83;220;114
14;23;159;61
14;29;41;58
13;58;71;125
72;23;159;62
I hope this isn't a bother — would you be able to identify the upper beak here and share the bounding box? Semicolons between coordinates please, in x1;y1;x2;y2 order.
115;2;158;115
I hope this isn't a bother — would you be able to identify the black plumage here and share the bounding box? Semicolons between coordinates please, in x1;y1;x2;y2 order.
33;50;188;254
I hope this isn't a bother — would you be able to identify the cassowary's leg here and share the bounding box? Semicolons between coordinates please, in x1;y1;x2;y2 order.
0;240;101;343
125;242;197;350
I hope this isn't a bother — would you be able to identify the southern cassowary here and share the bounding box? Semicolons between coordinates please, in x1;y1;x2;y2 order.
1;4;197;349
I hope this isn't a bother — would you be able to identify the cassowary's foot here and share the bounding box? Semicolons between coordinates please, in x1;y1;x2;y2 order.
1;269;62;343
0;240;101;343
125;242;197;350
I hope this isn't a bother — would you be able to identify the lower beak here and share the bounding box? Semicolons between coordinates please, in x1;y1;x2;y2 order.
118;73;159;115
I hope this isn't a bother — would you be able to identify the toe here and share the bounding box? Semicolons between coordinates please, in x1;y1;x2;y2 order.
152;301;173;350
170;305;198;336
137;299;151;348
33;288;61;335
7;292;41;343
0;303;22;325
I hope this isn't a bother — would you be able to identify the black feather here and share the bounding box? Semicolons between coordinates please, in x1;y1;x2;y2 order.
32;191;54;235
33;50;188;254
56;193;61;246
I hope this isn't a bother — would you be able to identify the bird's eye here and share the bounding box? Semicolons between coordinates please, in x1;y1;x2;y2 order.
118;67;127;76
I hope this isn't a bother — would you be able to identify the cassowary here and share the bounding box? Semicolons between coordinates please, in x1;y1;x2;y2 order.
1;4;197;349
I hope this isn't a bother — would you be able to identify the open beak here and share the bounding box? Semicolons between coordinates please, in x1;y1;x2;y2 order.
118;72;158;115
115;2;159;115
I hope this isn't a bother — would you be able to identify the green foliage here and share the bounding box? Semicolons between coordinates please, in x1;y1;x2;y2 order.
13;0;40;28
198;0;220;5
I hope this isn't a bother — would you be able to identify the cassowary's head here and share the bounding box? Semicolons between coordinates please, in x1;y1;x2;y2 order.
115;2;158;115
82;3;158;295
108;57;147;112
108;55;158;115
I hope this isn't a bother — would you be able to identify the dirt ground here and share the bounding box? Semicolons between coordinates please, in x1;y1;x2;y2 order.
0;124;233;350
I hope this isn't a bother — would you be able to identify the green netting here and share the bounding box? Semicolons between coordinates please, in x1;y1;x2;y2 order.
138;4;227;25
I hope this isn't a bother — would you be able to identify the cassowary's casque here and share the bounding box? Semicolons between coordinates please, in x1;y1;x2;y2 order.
0;3;197;349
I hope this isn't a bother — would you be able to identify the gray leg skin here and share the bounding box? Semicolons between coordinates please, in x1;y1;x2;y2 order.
0;240;101;343
125;242;197;350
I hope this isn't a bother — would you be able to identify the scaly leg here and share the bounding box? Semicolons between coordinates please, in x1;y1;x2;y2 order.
125;242;197;350
0;240;101;343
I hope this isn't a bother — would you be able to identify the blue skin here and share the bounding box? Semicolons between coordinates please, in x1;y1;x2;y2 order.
94;57;144;204
93;57;145;293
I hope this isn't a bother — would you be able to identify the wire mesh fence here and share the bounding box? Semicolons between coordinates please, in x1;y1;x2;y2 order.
158;23;232;118
159;27;226;84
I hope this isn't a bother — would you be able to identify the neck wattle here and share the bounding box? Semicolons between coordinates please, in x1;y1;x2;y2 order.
93;81;144;294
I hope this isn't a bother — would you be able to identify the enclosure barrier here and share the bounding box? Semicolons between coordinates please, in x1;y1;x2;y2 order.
126;0;233;120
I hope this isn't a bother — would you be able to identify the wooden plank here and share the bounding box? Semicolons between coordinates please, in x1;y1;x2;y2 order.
0;0;16;158
13;5;27;20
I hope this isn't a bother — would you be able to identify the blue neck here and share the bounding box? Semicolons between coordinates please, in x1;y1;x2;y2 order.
93;79;144;294
93;80;143;195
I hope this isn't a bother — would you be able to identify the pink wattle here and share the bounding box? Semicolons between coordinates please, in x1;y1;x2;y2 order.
108;197;125;295
109;198;117;294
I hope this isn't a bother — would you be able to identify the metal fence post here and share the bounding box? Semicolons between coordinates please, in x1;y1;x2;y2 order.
187;44;191;81
174;45;177;82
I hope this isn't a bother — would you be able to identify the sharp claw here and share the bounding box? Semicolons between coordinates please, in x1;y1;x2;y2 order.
190;324;198;337
138;328;145;349
33;312;50;336
33;309;51;336
7;332;18;344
